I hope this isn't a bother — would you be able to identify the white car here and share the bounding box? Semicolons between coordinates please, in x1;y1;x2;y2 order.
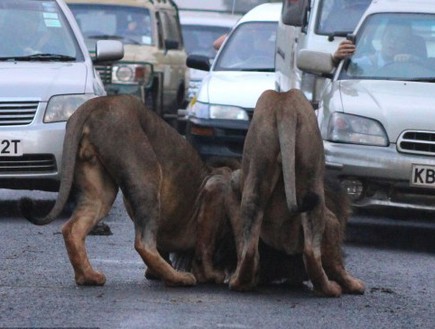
179;10;240;102
298;0;435;211
0;0;123;191
184;3;281;160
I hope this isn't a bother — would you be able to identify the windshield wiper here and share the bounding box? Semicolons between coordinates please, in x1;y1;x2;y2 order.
0;54;76;62
86;34;140;45
87;34;123;40
408;77;435;83
239;68;274;72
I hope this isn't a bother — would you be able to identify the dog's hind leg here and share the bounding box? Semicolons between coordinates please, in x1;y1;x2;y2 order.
321;208;365;294
62;143;118;286
229;164;281;291
123;162;196;287
301;206;342;297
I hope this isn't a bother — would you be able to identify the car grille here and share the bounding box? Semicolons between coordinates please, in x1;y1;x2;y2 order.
95;64;112;85
0;101;38;126
0;154;57;174
397;130;435;156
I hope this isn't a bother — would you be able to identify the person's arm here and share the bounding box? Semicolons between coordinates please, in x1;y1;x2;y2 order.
332;39;355;66
213;34;227;50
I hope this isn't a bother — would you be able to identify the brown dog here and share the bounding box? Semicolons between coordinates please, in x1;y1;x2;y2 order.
186;167;364;295
225;89;363;296
20;95;222;287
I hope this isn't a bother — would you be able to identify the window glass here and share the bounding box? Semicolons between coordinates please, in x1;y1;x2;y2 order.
68;4;154;50
316;0;371;35
214;22;277;71
340;13;435;81
182;25;231;58
0;0;81;59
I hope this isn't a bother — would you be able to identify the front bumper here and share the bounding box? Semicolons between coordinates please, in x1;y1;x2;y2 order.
186;117;249;160
0;119;65;191
325;141;435;211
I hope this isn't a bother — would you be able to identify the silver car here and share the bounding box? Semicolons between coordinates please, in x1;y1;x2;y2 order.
0;0;123;191
299;0;435;212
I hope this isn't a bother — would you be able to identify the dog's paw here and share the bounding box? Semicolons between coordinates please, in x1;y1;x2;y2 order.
315;280;342;297
165;271;197;287
343;277;365;295
75;270;106;286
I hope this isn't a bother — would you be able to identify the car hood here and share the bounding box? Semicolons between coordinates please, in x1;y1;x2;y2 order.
338;80;435;141
0;62;88;101
198;71;275;108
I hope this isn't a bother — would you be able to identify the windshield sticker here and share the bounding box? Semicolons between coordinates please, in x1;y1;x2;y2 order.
142;36;152;45
43;12;61;27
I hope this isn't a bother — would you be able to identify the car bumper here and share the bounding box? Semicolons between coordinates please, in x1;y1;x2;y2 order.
186;117;249;159
325;141;435;211
0;121;65;191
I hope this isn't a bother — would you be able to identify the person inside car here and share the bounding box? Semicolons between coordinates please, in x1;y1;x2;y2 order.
332;22;427;70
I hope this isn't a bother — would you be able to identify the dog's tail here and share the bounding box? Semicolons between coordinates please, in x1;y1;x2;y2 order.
20;97;98;225
277;90;320;213
276;95;298;213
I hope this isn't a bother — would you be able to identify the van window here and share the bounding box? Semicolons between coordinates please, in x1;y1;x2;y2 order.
316;0;371;35
214;21;277;72
68;4;154;49
0;0;80;59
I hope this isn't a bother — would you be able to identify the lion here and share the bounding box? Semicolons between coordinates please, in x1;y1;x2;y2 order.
184;167;364;295
20;94;222;287
222;89;364;296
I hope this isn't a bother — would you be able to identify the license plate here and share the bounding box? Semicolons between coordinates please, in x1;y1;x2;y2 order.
411;164;435;188
0;139;23;156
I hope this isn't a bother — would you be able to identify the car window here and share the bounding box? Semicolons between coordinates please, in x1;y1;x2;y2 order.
213;21;277;72
182;25;231;58
0;0;81;60
316;0;371;35
160;11;183;49
68;4;154;50
340;13;435;81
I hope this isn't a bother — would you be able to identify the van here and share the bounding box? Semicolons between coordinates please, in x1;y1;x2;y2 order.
298;0;435;211
0;0;123;191
275;0;371;105
66;0;187;126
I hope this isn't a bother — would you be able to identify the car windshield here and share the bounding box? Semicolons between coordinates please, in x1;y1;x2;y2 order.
213;21;277;71
339;13;435;82
316;0;371;36
0;0;80;60
68;4;154;50
182;25;231;59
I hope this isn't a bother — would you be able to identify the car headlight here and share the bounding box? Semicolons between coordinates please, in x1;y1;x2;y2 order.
327;112;388;146
189;101;248;120
44;94;97;123
112;62;153;87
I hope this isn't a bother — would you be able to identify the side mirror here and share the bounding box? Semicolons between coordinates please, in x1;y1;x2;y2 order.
281;0;309;27
186;54;211;71
297;49;335;76
94;40;124;63
165;39;179;51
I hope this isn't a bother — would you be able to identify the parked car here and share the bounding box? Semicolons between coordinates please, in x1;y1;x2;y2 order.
183;3;281;161
0;0;123;191
66;0;187;126
179;9;241;102
298;0;435;211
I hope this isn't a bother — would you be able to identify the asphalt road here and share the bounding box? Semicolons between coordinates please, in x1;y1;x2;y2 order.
0;189;434;329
